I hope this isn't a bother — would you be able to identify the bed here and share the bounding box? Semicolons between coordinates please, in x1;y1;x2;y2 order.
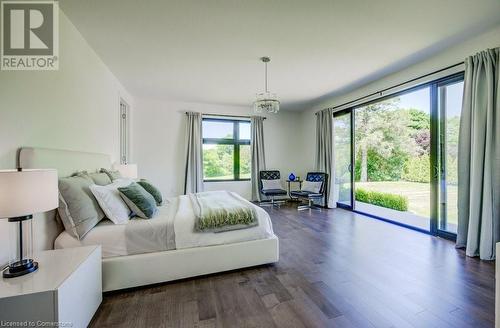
18;147;279;292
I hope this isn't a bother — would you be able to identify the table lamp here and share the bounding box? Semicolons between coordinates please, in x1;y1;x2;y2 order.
113;163;138;179
0;169;58;278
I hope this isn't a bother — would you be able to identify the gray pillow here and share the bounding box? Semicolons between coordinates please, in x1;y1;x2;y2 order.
137;179;163;206
75;171;111;186
100;168;122;181
118;182;157;219
88;172;112;186
58;175;105;239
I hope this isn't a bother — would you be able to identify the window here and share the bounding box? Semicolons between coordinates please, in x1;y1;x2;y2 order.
119;99;130;164
202;118;251;181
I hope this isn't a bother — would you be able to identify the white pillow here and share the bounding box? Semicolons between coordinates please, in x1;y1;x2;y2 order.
301;181;323;193
261;179;283;190
89;179;132;224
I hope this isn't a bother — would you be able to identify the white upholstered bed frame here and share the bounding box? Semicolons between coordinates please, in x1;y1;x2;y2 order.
19;147;279;292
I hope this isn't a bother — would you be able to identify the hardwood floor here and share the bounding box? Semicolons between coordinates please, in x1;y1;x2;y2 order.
90;204;495;328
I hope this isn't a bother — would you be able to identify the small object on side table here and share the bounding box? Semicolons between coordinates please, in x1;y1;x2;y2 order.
288;173;296;181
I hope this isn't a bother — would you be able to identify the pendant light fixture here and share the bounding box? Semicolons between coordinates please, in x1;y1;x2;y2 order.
253;56;280;114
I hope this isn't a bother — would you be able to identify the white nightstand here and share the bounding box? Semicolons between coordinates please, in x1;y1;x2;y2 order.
0;246;102;328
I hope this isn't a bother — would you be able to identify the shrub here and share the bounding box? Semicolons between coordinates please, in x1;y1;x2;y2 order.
355;188;408;211
402;155;430;183
355;149;408;182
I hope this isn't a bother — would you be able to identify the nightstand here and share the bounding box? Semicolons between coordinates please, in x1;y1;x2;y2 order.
0;246;102;328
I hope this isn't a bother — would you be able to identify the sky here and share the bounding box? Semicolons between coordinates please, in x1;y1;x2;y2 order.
398;81;463;117
202;120;250;140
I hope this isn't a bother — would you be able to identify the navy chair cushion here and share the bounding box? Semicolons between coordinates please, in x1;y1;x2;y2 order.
290;190;322;198
262;189;288;196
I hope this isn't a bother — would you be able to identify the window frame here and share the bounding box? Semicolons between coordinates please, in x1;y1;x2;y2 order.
202;117;251;182
119;99;130;164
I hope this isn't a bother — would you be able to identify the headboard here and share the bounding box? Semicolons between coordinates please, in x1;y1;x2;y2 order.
18;147;111;254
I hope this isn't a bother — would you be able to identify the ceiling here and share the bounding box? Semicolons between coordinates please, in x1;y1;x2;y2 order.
60;0;500;111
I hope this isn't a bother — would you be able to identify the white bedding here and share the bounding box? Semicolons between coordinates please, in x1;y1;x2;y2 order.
54;192;274;258
55;198;177;258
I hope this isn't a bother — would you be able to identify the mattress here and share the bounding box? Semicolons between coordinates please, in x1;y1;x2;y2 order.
54;192;274;258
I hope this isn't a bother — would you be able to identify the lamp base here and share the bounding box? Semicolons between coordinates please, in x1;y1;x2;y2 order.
3;259;38;278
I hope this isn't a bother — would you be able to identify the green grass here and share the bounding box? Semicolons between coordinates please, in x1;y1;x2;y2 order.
356;181;457;225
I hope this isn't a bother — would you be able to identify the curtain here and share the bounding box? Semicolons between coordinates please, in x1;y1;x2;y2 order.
251;116;266;202
184;112;204;194
456;47;500;260
315;108;336;208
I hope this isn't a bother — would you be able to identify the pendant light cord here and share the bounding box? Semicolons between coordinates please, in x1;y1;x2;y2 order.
265;61;268;93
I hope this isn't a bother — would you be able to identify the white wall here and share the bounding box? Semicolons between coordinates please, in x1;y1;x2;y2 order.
132;99;308;200
300;24;500;168
0;10;133;266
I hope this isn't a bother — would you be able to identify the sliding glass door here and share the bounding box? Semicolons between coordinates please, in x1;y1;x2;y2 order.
334;110;353;209
353;86;431;231
436;78;464;235
333;72;464;239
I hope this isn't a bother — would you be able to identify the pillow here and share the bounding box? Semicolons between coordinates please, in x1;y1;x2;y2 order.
58;175;105;239
88;172;112;186
89;180;132;224
75;171;112;186
261;179;283;190
301;180;323;193
137;179;163;206
118;182;157;219
100;168;122;181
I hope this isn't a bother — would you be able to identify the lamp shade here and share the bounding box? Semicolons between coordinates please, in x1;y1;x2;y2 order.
0;169;58;219
113;164;138;179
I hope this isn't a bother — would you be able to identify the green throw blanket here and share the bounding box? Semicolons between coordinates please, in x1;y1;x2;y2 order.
189;191;258;232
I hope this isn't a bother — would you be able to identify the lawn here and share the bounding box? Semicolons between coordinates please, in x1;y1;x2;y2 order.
355;181;457;225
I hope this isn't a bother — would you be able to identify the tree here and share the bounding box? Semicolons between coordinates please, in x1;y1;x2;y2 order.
203;145;233;178
406;108;430;155
406;108;430;131
355;98;415;182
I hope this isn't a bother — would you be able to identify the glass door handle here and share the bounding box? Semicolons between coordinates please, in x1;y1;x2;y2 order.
433;166;439;178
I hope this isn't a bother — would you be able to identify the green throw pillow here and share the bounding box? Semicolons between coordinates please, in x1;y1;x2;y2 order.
118;182;157;219
137;179;163;206
100;168;122;181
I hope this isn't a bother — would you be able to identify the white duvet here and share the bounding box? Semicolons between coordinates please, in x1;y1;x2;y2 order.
54;191;274;258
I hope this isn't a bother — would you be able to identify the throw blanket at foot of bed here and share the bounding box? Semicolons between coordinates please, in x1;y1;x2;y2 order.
189;191;258;232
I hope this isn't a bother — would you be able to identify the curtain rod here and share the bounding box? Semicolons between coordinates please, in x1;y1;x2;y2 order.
185;112;266;120
316;61;464;115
